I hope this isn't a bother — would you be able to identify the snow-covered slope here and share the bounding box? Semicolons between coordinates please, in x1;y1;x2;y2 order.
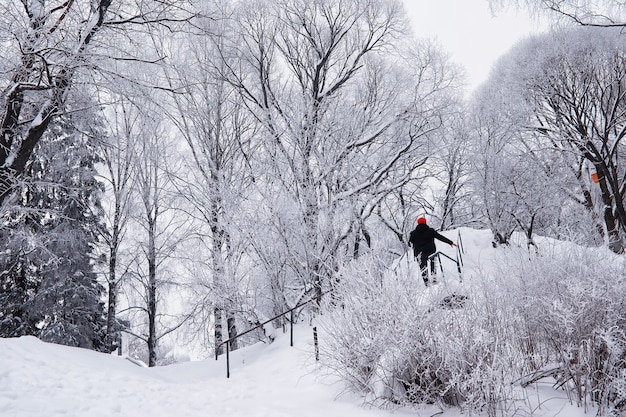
1;326;427;417
0;228;613;417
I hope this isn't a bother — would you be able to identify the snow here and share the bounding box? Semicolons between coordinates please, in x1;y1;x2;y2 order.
0;329;415;417
0;228;608;417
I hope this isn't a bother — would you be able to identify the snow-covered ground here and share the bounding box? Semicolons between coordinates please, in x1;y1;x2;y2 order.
0;228;606;417
0;324;588;417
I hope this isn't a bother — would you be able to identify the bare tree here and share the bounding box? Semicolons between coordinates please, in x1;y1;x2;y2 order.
224;0;456;306
490;0;626;27
521;28;626;252
471;26;626;252
0;0;192;210
156;8;258;354
468;90;520;246
117;103;194;366
96;93;139;352
429;109;474;230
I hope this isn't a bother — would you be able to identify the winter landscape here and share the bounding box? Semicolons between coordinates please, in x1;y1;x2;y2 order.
1;228;622;417
1;0;626;416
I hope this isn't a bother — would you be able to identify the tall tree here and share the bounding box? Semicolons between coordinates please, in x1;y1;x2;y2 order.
120;104;194;366
490;0;626;27
472;27;626;252
468;87;521;246
0;112;109;351
97;94;138;352
0;0;192;209
432;116;473;230
158;7;257;354
226;0;454;306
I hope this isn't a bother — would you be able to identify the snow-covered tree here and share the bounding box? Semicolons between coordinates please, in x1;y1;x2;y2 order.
96;94;140;353
157;6;258;354
490;0;626;27
0;0;192;210
524;28;626;252
468;84;522;246
0;112;109;351
425;103;474;230
119;103;196;366
224;0;457;307
467;26;626;252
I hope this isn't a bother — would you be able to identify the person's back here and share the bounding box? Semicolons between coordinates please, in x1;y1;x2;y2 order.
409;223;437;257
408;217;456;286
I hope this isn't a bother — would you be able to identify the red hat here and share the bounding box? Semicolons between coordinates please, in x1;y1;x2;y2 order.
417;217;427;225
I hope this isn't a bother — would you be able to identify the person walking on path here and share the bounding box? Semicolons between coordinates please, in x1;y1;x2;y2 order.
409;217;457;286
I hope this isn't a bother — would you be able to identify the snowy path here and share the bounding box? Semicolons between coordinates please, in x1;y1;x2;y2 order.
0;329;423;417
0;324;586;417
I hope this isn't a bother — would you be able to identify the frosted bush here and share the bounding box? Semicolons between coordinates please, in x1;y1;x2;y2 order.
320;239;626;416
318;250;516;414
486;244;626;415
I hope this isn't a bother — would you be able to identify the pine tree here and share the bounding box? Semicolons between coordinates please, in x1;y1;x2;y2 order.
0;225;40;337
0;114;110;352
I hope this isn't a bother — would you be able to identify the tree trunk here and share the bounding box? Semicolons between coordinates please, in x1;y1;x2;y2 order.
580;185;607;241
105;200;122;353
227;315;237;351
492;231;511;247
598;176;624;253
106;254;118;352
147;217;158;367
214;307;223;355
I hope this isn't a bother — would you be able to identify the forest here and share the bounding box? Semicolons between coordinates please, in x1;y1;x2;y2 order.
0;0;625;416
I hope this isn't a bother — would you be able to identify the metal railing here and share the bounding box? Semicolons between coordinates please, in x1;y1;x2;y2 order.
215;232;465;377
427;230;464;282
215;290;330;378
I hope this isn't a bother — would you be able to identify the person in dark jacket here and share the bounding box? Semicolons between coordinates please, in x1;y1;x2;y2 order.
409;217;456;286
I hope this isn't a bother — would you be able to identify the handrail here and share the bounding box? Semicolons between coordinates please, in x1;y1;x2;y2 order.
428;245;462;282
457;230;464;267
215;289;331;378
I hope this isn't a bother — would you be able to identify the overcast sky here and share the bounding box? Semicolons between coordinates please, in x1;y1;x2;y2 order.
402;0;545;92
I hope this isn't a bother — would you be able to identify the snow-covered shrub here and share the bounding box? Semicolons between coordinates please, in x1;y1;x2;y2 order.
317;253;396;395
320;236;626;416
318;251;517;414
491;244;626;415
582;327;626;414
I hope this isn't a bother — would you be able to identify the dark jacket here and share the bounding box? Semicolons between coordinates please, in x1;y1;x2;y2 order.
408;224;453;259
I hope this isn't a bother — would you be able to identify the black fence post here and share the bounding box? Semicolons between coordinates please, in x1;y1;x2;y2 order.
313;326;319;361
290;310;294;347
215;289;332;377
226;340;230;378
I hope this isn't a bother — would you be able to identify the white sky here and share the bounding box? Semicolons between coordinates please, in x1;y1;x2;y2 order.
402;0;545;92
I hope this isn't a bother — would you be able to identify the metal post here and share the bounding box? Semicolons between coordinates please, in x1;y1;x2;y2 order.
313;326;319;361
290;310;294;347
226;341;230;378
214;289;333;378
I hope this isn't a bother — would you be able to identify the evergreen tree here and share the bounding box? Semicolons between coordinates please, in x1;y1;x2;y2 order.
0;225;40;337
0;114;110;352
